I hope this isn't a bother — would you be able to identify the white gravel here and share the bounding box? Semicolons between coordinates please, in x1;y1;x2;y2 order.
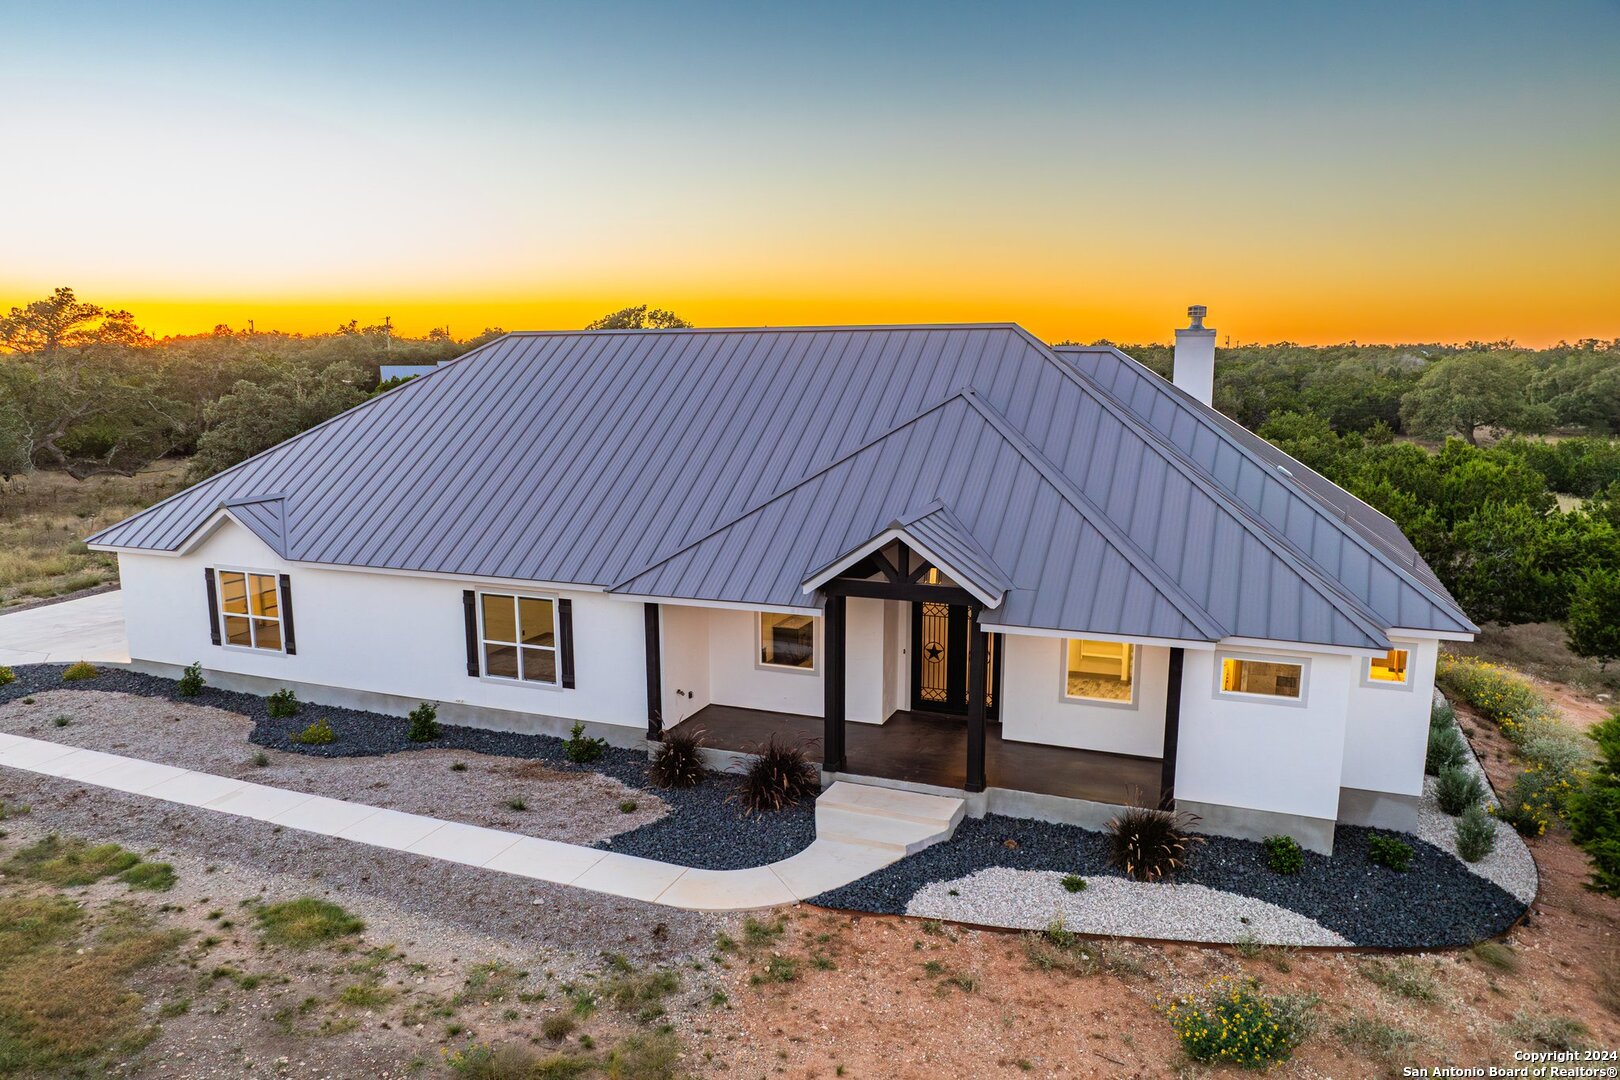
904;868;1352;946
1417;690;1539;905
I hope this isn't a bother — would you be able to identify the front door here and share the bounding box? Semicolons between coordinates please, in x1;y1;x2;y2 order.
910;602;996;716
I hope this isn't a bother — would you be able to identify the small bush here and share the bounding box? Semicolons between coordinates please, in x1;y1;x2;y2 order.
1435;764;1487;815
256;897;364;947
1263;834;1304;875
0;665;14;686
564;721;606;764
506;797;528;812
265;688;300;718
731;736;819;813
541;1012;577;1041
1106;805;1203;882
1455;803;1498;862
1429;697;1456;732
1568;711;1620;894
290;718;335;746
1060;873;1088;893
1163;976;1311;1069
61;661;99;682
1426;724;1469;775
407;701;440;742
649;726;705;788
619;800;638;814
176;661;205;697
1498;766;1566;837
251;751;270;767
52;715;70;727
1367;832;1413;872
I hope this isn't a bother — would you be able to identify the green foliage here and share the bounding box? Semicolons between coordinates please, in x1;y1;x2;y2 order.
1567;567;1620;669
1568;712;1620;894
290;718;335;746
1367;833;1413;872
1107;806;1203;881
583;305;692;331
732;736;819;813
255;897;364;947
176;661;205;697
1400;352;1553;445
189;356;371;479
1435;765;1487;815
0;666;14;686
1163;976;1312;1069
1263;834;1305;875
1455;804;1498;862
649;725;705;788
1427;724;1469;776
265;688;300;718
564;721;606;764
406;701;440;742
60;661;98;682
1060;873;1088;893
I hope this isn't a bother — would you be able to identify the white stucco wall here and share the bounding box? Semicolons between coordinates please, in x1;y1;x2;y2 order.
659;603;712;729
703;608;824;716
996;634;1169;759
1339;636;1437;798
1173;646;1352;822
118;520;648;730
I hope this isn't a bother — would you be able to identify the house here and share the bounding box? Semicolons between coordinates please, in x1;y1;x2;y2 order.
88;309;1476;853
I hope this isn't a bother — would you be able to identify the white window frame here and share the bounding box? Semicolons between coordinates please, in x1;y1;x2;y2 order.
1361;647;1415;691
1214;650;1310;708
755;611;819;675
214;566;286;656
476;589;561;689
1059;638;1139;709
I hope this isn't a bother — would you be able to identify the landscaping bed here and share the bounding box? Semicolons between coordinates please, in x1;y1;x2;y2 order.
0;663;816;871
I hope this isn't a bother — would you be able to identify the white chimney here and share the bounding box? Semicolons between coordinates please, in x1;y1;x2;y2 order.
1173;304;1216;405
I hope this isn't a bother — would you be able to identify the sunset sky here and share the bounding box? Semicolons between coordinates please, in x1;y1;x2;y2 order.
5;1;1617;345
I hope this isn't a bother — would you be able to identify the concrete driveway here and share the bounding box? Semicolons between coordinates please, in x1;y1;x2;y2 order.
0;590;130;666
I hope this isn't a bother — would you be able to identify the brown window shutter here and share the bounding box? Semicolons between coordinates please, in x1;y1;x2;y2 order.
558;598;575;689
463;591;480;677
204;568;221;646
278;574;296;655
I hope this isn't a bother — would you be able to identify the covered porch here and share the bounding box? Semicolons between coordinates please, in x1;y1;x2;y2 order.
682;703;1163;805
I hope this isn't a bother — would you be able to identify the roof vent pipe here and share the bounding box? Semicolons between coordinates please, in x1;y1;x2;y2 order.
1173;304;1216;406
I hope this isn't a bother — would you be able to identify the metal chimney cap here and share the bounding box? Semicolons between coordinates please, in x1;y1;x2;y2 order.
1187;305;1208;329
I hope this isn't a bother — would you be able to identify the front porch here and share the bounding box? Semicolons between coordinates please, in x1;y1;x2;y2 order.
683;703;1163;806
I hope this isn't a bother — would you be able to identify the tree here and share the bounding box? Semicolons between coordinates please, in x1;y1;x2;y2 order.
1568;567;1620;670
1400;353;1554;445
1566;712;1620;895
583;305;692;330
190;358;368;478
0;286;149;355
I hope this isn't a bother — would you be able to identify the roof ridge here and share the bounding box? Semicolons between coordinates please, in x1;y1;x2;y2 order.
503;323;1029;339
956;391;1227;641
1076;347;1473;632
1012;332;1394;647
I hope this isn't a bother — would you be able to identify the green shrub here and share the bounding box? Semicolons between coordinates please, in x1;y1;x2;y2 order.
1435;765;1487;815
290;719;335;746
1498;763;1575;837
1107;805;1203;882
265;688;300;718
1367;833;1413;872
407;701;440;742
540;1012;577;1041
1060;873;1088;893
1426;724;1469;776
1163;976;1312;1069
732;736;818;812
176;661;205;697
649;725;705;788
1455;804;1498;862
60;661;99;682
1568;712;1620;895
564;721;606;764
0;666;14;686
1264;834;1305;875
1430;697;1456;732
256;897;364;947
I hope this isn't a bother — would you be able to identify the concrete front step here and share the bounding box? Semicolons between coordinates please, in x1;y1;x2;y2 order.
815;781;965;854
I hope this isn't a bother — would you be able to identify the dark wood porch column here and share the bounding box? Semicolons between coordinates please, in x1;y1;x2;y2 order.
644;603;663;741
1158;646;1185;807
965;607;987;793
823;594;847;772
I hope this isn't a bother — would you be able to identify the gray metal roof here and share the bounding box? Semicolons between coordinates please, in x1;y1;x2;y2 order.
90;324;1474;648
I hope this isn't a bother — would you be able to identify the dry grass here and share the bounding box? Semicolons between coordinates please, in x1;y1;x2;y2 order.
0;461;189;608
1453;621;1620;696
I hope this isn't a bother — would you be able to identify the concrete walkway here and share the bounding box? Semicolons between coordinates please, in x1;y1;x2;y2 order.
0;591;130;666
0;732;964;911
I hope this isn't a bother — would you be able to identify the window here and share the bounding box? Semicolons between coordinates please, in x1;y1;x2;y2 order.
759;612;816;670
1064;639;1134;703
1367;648;1410;685
217;570;283;652
479;592;557;684
1220;657;1304;699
